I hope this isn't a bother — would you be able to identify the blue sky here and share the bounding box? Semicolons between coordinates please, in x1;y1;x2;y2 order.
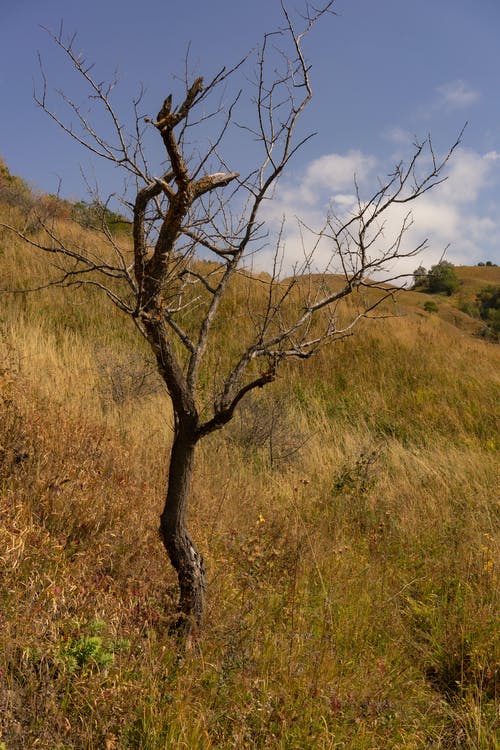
1;0;499;272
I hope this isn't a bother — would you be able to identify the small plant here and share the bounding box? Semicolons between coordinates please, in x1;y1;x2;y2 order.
332;446;382;497
56;620;128;674
230;395;308;468
95;347;161;408
59;635;114;673
424;300;439;313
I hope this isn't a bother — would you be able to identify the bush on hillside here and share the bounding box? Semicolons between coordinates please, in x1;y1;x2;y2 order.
412;261;459;295
1;159;130;236
0;157;34;210
476;285;500;340
412;265;428;289
459;300;479;318
71;200;131;236
427;261;458;296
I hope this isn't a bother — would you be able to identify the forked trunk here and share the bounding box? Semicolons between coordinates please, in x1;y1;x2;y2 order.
159;421;205;638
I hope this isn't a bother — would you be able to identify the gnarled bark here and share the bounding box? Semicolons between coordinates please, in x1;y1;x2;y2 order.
159;420;205;638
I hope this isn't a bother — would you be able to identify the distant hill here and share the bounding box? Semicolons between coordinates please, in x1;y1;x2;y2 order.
1;156;499;341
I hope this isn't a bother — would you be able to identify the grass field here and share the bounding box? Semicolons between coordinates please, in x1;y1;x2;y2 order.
0;181;499;748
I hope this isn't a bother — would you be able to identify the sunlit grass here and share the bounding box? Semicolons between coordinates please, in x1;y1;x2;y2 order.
1;200;499;747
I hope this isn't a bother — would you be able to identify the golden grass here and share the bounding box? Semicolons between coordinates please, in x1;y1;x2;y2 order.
1;202;499;748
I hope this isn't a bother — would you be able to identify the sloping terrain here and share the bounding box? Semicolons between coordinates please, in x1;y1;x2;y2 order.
0;165;499;748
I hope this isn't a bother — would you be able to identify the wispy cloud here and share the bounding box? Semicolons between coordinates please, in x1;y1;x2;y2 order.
435;80;480;110
384;127;413;146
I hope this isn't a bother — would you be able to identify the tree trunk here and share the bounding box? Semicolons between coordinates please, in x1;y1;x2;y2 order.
159;419;206;639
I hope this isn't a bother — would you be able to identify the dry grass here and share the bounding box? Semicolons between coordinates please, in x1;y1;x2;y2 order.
1;201;499;748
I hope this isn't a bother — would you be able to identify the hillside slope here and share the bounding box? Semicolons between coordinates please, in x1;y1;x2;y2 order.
1;169;499;748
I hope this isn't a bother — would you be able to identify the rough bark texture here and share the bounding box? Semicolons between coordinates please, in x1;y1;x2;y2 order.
159;421;205;637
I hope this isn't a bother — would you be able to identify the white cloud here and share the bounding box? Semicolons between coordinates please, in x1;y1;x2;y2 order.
331;193;357;208
438;148;500;203
255;144;500;278
303;150;377;192
384;126;413;145
436;80;480;110
261;151;376;217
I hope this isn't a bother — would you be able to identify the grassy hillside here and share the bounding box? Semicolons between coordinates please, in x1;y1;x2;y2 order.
397;265;500;337
455;265;500;294
0;171;499;748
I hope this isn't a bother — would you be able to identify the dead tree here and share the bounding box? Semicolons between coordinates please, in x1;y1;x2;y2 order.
1;2;461;638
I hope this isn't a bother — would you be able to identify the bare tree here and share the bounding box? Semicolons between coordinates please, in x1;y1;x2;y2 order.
1;2;461;638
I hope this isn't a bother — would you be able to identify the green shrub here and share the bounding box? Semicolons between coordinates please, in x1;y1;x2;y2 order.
412;265;428;289
428;261;458;296
424;300;439;313
459;301;479;317
476;285;500;340
59;635;115;673
71;200;131;236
